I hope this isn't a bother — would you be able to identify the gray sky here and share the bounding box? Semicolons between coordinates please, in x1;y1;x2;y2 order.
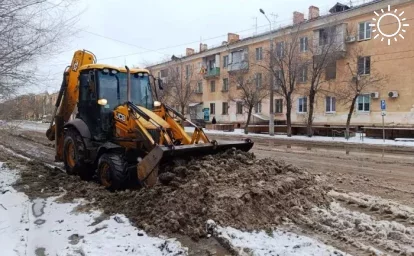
34;0;368;94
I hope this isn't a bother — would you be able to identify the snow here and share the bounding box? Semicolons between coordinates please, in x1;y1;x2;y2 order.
214;225;350;256
184;127;414;147
6;120;414;148
0;163;187;256
310;201;414;255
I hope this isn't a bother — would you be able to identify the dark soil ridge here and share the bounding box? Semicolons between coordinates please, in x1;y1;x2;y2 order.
5;148;331;240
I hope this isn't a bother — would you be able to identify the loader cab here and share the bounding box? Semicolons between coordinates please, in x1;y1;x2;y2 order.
77;66;153;140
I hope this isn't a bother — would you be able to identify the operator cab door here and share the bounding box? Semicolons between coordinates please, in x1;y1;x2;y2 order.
78;69;101;139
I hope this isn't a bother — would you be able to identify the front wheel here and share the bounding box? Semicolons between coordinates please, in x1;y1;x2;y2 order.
63;128;93;180
97;153;128;191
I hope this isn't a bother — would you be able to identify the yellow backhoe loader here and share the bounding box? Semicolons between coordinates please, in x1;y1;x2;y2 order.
46;50;253;190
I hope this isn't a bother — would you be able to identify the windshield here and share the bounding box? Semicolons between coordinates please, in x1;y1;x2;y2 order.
98;71;153;110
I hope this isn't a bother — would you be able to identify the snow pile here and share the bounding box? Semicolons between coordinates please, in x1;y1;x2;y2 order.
329;190;414;223
0;163;187;256
301;201;414;255
206;220;349;256
12;149;330;241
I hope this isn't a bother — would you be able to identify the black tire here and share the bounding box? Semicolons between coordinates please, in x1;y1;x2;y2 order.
63;128;93;180
97;153;128;191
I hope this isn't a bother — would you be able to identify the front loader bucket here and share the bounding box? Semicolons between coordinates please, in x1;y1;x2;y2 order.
137;139;254;187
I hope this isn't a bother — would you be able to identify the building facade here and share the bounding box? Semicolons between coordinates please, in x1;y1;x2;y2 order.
148;0;414;127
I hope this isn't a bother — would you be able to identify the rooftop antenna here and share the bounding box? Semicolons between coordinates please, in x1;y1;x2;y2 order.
270;13;278;29
252;17;258;36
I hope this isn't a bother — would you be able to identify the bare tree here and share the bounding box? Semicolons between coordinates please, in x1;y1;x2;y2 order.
334;46;387;138
0;0;79;101
163;59;199;115
305;23;346;136
228;62;270;134
260;26;307;137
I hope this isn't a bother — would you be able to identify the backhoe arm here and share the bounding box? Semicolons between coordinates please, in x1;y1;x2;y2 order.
46;50;96;161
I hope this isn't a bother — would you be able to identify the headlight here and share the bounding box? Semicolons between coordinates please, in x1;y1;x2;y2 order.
97;98;108;106
154;101;161;107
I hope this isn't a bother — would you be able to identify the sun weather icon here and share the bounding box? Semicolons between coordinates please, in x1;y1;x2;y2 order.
370;5;409;46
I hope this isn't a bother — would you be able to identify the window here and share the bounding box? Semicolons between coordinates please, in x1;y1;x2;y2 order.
222;78;229;92
210;80;216;92
274;70;283;89
326;61;337;80
236;77;243;89
208;59;215;70
275;99;283;113
160;69;168;77
359;21;371;40
223;55;229;68
222;102;228;115
319;27;336;46
358;56;371;75
300;37;308;52
255;47;263;60
298;97;307;113
357;94;370;112
276;42;285;57
255;73;262;88
255;101;262;113
231;51;242;63
325;96;336;113
210;103;215;115
185;65;191;77
236;102;243;114
196;81;203;93
298;66;308;83
319;29;329;46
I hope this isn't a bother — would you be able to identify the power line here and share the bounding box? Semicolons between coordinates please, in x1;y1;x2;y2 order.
46;0;407;66
80;29;170;56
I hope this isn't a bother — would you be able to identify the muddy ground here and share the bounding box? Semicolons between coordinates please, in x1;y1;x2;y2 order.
1;128;414;255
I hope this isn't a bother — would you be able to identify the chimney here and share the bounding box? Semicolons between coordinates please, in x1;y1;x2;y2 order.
186;48;195;56
293;11;305;24
227;33;240;44
309;5;320;19
199;43;208;52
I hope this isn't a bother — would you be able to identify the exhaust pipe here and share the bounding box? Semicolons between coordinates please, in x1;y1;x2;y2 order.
125;65;131;102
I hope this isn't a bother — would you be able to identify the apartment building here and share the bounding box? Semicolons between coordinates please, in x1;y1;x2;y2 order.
148;0;414;127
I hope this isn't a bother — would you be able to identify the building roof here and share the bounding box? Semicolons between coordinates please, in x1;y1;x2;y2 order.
147;0;407;70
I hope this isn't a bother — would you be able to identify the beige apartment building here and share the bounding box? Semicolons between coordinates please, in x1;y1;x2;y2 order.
148;0;414;127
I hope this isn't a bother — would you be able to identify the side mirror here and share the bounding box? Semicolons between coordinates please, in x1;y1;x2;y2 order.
158;79;164;90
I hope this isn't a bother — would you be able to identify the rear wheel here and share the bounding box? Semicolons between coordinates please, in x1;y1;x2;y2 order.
97;153;128;191
63;128;93;180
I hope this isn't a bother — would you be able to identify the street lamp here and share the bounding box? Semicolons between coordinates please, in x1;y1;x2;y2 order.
260;8;275;136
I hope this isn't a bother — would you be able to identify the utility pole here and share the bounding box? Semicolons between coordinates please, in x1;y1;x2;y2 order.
260;8;275;136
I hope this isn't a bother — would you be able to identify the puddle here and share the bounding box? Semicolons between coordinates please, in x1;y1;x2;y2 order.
68;234;84;245
35;247;46;256
34;219;46;225
32;199;45;218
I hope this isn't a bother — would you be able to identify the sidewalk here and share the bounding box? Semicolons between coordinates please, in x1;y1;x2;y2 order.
185;127;414;148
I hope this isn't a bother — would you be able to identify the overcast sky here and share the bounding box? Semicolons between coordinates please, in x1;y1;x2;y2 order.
33;0;369;94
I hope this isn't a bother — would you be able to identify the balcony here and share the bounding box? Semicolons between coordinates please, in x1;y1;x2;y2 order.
204;67;220;79
314;23;346;58
228;62;249;73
